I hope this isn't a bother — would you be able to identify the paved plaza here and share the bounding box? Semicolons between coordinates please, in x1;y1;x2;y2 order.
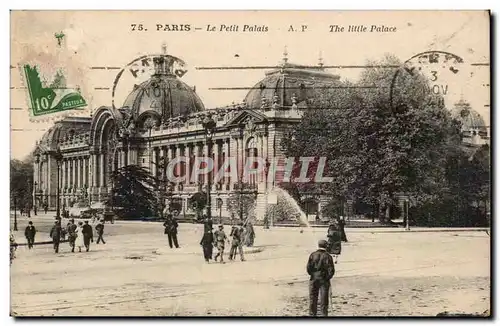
10;214;490;316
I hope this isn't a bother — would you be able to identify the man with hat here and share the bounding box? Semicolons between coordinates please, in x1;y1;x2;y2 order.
213;224;227;263
66;218;78;252
306;239;335;317
82;220;94;252
229;221;245;261
95;219;106;244
24;221;37;249
49;220;63;254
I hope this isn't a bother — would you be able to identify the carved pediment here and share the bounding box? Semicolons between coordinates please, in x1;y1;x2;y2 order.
224;109;267;128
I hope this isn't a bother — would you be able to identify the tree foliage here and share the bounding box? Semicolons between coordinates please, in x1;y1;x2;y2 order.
283;54;488;225
226;192;256;221
10;159;34;210
106;165;157;219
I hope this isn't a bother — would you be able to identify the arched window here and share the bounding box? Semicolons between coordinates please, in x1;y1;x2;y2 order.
245;137;259;186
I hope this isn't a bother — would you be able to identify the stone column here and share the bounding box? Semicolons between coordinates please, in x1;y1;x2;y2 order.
175;145;181;183
121;148;126;168
99;153;105;189
213;140;220;189
77;158;82;188
184;144;191;185
192;143;199;184
152;147;157;177
61;159;66;191
91;153;97;188
223;139;229;189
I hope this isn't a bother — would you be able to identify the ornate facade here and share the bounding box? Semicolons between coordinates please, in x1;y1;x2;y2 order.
32;52;489;220
32;53;341;220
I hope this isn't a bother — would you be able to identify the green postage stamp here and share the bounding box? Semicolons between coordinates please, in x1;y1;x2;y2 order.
23;64;87;116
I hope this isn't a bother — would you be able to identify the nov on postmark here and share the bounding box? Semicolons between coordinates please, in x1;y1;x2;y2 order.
23;64;87;117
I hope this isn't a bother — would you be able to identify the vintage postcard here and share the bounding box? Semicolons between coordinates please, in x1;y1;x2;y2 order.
10;10;490;317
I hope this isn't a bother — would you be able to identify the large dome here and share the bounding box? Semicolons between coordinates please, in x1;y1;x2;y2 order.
244;60;341;109
122;56;204;122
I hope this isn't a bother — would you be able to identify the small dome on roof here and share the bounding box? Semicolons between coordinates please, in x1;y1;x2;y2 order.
451;99;487;134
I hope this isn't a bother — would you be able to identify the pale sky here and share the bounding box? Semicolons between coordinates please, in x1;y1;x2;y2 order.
10;10;490;160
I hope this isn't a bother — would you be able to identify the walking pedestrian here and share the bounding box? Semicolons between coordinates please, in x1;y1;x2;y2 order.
213;225;227;263
200;229;214;263
43;203;48;214
307;239;335;317
33;205;37;216
229;221;245;261
24;221;36;249
338;216;348;242
49;220;62;254
243;220;255;247
95;219;106;244
66;219;77;252
75;222;85;252
82;220;94;252
163;214;179;248
326;219;342;263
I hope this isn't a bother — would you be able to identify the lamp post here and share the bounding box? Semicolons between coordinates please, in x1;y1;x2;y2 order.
54;149;63;220
34;181;38;213
202;114;216;220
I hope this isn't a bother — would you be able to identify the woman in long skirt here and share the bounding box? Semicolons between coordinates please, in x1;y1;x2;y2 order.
200;230;214;263
243;221;255;247
326;220;342;263
75;221;85;252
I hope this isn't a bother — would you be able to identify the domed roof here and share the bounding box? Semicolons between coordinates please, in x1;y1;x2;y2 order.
37;117;91;152
244;58;341;109
451;99;487;133
122;56;204;122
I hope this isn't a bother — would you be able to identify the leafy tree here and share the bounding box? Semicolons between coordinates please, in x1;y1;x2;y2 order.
188;191;207;220
10;159;34;211
226;186;256;221
283;55;462;221
106;165;157;219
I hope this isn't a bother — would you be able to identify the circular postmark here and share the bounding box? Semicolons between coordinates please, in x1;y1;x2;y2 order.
389;51;466;111
111;53;188;113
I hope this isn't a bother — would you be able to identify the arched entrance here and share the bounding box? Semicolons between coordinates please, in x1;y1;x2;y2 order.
245;137;258;186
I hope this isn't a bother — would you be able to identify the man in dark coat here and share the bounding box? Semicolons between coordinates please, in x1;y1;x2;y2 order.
95;219;106;244
66;219;77;252
49;220;62;253
82;220;93;252
24;221;37;249
229;221;245;261
200;230;214;263
307;239;335;317
163;215;179;248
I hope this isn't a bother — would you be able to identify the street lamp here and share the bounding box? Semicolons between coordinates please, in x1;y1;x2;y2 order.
54;148;63;219
34;181;38;215
202;114;216;220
